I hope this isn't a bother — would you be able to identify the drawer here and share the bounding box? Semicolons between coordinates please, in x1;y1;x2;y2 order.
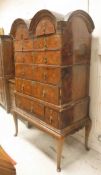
15;64;24;78
15;78;23;93
15;52;33;64
15;93;32;113
22;39;33;51
15;93;44;120
33;66;61;85
31;100;44;120
22;79;32;96
15;24;29;40
45;35;62;49
45;106;73;129
33;50;61;65
33;35;61;49
45;107;59;129
32;82;59;105
35;18;55;36
14;40;22;51
33;37;45;49
15;79;32;96
15;64;33;80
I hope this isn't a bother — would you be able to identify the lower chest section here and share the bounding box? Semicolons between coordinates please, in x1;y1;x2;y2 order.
15;93;89;130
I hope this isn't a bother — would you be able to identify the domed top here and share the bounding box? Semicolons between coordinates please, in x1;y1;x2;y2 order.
10;18;31;39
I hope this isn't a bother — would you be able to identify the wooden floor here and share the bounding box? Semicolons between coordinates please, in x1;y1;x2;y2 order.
0;107;101;175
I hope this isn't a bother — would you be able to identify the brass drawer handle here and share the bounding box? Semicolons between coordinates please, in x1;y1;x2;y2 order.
43;72;47;80
21;85;24;92
50;116;53;124
44;37;47;48
44;57;47;64
31;105;33;113
42;89;46;97
22;72;24;76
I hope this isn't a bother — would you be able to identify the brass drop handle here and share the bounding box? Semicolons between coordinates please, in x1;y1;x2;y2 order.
42;89;46;98
44;37;47;48
50;116;53;124
43;72;47;80
44;57;47;64
22;72;24;76
21;84;24;92
31;105;33;113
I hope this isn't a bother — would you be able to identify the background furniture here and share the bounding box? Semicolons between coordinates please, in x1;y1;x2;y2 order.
0;146;16;175
0;35;14;112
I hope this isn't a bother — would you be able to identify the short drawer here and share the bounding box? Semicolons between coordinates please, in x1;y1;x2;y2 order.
15;64;33;80
33;66;61;85
15;93;45;120
33;35;62;50
45;107;59;129
33;50;61;65
15;52;33;64
32;82;59;105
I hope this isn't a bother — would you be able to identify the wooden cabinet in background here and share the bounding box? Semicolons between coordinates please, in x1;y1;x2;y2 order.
10;10;94;171
0;35;14;112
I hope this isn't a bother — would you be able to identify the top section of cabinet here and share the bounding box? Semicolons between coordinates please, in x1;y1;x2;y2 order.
10;10;94;66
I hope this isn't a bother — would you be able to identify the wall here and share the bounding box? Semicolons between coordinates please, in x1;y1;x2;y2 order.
0;0;88;34
74;0;101;153
0;0;101;153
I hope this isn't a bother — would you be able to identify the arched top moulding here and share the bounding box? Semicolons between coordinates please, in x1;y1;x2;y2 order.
10;9;94;39
10;18;31;40
29;9;94;36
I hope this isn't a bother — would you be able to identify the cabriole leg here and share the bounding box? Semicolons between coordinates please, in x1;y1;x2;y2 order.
85;119;92;151
57;137;64;172
13;112;18;136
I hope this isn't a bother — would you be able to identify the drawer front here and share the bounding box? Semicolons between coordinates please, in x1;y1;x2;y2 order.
45;35;62;49
15;93;44;119
15;64;33;80
32;82;59;105
15;79;32;96
33;35;61;49
22;79;32;96
23;39;33;51
33;66;61;85
33;50;61;65
45;107;59;129
15;94;32;113
15;64;24;78
15;24;29;40
35;18;55;36
15;52;23;63
15;52;33;64
15;78;23;93
14;40;22;51
31;100;44;120
14;39;33;51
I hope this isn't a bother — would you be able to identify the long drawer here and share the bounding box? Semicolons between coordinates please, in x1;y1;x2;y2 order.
14;34;62;51
15;64;72;85
15;50;61;65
